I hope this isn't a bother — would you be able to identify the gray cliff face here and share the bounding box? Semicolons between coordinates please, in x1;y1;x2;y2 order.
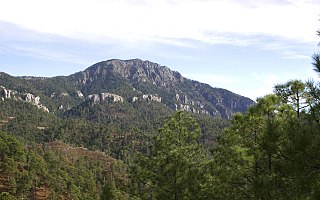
87;93;124;105
73;59;184;87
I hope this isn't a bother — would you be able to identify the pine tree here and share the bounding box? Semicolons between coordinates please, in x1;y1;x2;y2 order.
130;111;207;199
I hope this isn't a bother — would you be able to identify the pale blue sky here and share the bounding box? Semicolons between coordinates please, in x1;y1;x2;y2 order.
0;0;319;100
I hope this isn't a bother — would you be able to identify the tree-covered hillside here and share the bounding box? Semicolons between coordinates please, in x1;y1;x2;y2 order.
0;131;126;200
0;59;241;161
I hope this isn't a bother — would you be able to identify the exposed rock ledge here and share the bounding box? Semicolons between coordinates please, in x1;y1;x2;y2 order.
23;93;49;112
0;86;49;112
88;93;124;104
0;86;15;100
132;94;162;103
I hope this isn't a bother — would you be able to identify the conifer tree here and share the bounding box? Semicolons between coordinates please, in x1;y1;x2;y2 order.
130;111;207;199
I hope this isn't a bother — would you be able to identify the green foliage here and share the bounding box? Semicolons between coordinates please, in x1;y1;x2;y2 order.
312;30;320;74
0;192;16;200
208;33;320;199
274;80;308;117
212;77;320;199
101;179;122;200
130;111;209;199
312;53;320;73
0;131;126;199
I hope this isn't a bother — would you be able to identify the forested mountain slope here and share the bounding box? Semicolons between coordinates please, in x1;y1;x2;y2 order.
0;59;254;118
0;59;253;157
0;59;254;199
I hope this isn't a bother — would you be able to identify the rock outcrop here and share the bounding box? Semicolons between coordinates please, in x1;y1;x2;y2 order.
0;86;16;100
142;94;161;102
175;103;210;116
23;93;49;112
0;86;49;112
88;93;123;104
132;97;139;102
76;91;84;98
131;94;162;103
24;93;40;105
60;92;69;97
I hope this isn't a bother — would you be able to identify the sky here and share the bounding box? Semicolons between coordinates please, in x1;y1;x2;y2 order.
0;0;319;100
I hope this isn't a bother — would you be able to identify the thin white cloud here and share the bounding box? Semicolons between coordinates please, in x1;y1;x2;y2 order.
282;53;312;60
12;46;90;65
0;0;319;99
0;0;318;46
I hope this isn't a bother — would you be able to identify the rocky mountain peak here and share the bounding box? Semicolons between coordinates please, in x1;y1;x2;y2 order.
65;58;255;119
73;59;184;86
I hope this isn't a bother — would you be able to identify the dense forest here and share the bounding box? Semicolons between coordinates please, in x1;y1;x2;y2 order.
0;31;320;200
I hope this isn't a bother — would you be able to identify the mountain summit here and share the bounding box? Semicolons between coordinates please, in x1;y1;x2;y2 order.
72;59;184;86
68;59;254;118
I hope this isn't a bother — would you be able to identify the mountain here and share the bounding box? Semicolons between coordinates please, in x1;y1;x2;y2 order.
69;59;254;118
0;59;253;154
1;59;254;119
0;58;254;198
